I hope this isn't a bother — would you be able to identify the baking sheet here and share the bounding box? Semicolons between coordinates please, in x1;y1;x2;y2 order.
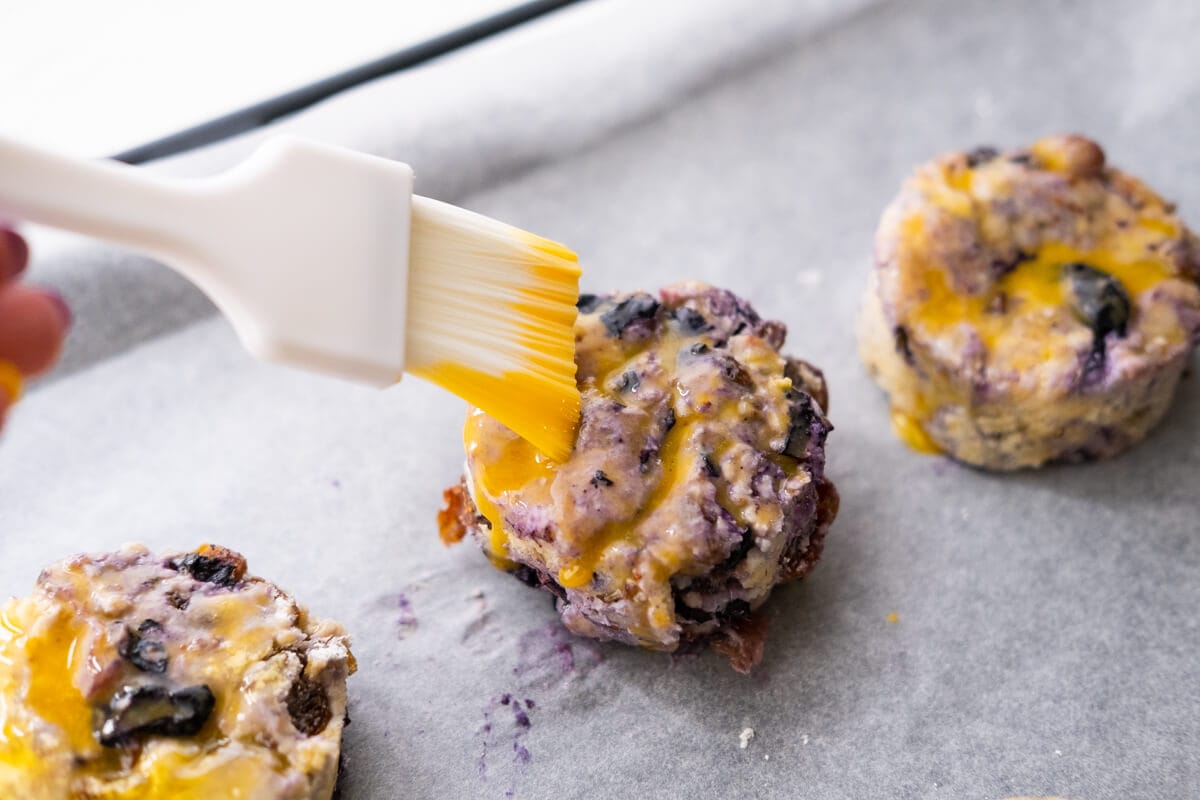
3;0;1199;797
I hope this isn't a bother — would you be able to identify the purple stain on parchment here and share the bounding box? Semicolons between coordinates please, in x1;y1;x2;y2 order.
477;694;537;790
512;623;604;689
330;479;342;489
370;591;419;641
392;593;418;639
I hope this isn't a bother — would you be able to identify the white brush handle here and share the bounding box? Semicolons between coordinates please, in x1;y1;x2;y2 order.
0;135;416;386
0;136;198;261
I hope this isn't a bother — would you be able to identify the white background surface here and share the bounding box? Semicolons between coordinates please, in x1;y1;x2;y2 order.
2;0;518;157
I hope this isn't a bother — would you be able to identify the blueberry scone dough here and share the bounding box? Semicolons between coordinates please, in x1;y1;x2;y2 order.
442;282;838;672
859;135;1200;469
0;545;354;800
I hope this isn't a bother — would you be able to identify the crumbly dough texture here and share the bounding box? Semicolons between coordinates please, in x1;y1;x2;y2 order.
447;282;838;671
0;544;354;800
859;134;1200;469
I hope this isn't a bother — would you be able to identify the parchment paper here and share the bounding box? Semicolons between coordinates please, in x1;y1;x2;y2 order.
3;1;1198;797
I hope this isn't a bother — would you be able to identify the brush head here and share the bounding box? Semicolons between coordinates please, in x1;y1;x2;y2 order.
404;196;581;462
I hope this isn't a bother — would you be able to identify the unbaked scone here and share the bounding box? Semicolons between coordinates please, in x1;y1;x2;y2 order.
0;544;354;799
859;134;1200;469
440;282;838;672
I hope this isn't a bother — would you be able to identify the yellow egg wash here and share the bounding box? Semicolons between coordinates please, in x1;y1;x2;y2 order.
0;576;324;796
408;227;582;463
464;326;704;591
415;362;580;466
554;417;698;590
462;331;700;588
463;406;556;563
0;601;103;785
463;302;806;645
884;147;1185;455
889;407;941;454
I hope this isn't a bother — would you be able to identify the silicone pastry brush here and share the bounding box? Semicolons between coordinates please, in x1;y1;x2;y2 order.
0;135;581;460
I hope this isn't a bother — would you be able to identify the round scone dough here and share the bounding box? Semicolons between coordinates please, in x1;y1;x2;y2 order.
859;134;1200;469
440;282;838;672
0;544;354;800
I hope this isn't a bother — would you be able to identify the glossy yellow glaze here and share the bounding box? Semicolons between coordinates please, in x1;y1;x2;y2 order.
555;419;697;589
464;319;726;595
888;172;1182;454
463;406;557;561
889;408;942;454
909;239;1173;353
112;745;279;799
462;289;810;646
19;609;95;754
416;231;581;462
416;361;580;464
0;575;315;797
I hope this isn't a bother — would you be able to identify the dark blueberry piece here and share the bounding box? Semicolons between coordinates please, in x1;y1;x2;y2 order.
168;546;245;587
118;626;168;674
717;529;755;572
286;673;332;736
991;249;1033;279
576;293;602;314
511;564;543;588
673;306;713;335
781;392;819;459
616;371;640;393
1064;262;1130;340
590;470;613;488
703;456;720;478
638;448;655;472
892;326;915;366
1008;152;1034;165
96;684;215;746
663;408;676;432
717;356;754;389
672;592;714;623
499;694;512;705
686;342;710;357
171;554;237;586
965;146;999;167
599;294;659;337
513;708;531;729
509;564;567;601
717;599;753;623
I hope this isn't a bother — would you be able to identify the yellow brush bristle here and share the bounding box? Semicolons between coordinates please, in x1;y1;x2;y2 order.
405;196;582;462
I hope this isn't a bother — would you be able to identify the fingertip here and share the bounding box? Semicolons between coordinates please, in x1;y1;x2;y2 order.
0;286;70;376
43;288;72;329
1;230;29;281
